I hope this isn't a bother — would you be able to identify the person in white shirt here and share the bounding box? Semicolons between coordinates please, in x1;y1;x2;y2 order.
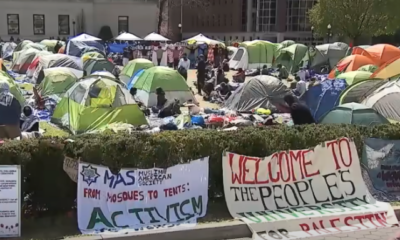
178;53;190;80
295;76;307;96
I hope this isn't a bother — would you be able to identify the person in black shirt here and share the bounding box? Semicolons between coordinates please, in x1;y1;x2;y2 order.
283;94;315;125
197;55;206;96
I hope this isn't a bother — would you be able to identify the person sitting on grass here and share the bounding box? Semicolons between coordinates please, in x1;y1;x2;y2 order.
233;68;245;83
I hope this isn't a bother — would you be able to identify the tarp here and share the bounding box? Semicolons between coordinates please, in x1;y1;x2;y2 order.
224;75;291;112
339;79;389;105
319;102;389;126
222;138;398;239
300;79;347;121
362;138;400;201
107;43;128;53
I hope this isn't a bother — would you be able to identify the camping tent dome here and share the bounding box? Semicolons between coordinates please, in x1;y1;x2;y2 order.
229;40;277;70
33;54;82;84
319;102;389;126
0;72;25;105
223;75;291;111
91;71;116;79
12;49;50;74
133;66;196;107
275;43;308;73
336;70;372;85
120;58;154;85
83;58;115;75
51;75;147;134
14;40;33;52
338;79;389;105
38;68;78;97
81;51;105;63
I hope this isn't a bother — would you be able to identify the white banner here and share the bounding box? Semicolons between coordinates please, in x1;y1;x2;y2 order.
0;165;21;238
222;138;398;240
78;158;209;234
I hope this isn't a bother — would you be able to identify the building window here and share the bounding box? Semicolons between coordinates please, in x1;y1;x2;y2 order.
118;16;129;33
7;14;19;35
286;0;316;32
58;15;70;35
33;14;45;35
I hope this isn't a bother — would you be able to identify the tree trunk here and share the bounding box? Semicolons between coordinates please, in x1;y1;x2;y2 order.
157;0;166;34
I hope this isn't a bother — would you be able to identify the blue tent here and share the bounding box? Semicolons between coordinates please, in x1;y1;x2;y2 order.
300;79;347;121
127;69;145;90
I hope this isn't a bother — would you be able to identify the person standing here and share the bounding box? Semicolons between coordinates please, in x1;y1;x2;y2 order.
178;53;190;80
213;45;220;68
197;55;206;96
173;46;181;69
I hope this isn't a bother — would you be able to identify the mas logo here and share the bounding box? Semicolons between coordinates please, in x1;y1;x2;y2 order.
80;165;100;186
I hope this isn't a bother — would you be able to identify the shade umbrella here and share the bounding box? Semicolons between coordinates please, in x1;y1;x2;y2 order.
115;32;142;41
319;102;389;126
357;64;378;73
184;34;222;45
143;32;170;41
336;70;372;85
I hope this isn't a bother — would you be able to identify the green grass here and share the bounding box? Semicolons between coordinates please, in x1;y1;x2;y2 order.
40;122;69;137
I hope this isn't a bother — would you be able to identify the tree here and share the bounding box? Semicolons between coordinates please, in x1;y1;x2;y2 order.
308;0;400;42
157;0;210;35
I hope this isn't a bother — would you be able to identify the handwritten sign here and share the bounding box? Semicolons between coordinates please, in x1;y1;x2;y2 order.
63;156;79;183
77;158;209;234
223;138;398;240
0;165;21;238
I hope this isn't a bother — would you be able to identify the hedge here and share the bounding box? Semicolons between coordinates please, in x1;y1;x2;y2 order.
2;124;400;217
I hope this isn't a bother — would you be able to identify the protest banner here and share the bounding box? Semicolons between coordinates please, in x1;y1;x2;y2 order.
222;138;398;240
0;165;21;238
77;157;209;234
63;156;79;183
362;138;400;201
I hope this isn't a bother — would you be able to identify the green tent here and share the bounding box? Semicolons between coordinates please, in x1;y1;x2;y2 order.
230;40;277;69
134;66;196;107
0;72;25;105
275;43;308;73
120;58;154;84
82;51;105;62
336;70;372;85
319;102;389;126
51;75;147;134
83;58;115;74
40;39;60;52
38;68;78;97
357;64;378;73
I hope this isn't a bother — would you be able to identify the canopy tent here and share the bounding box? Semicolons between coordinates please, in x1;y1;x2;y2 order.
115;32;142;41
51;75;147;134
1;42;17;60
227;46;238;60
11;49;50;74
133;66;196;107
83;58;115;75
310;42;349;73
328;55;377;79
357;64;378;73
120;58;154;85
338;79;389;105
336;71;372;85
275;43;308;73
352;44;400;66
224;75;291;112
362;80;400;121
319;102;389;126
229;40;277;70
32;54;83;84
184;34;222;45
14;40;33;52
143;32;170;41
300;79;347;121
66;33;104;57
38;67;78;97
371;56;400;80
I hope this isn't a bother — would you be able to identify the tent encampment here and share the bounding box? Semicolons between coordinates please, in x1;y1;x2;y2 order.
83;58;115;74
133;66;196;107
328;55;377;79
275;43;308;73
319;102;389;126
338;79;389;105
336;71;372;85
11;49;50;74
37;67;78;97
362;80;400;122
229;40;277;70
310;42;349;72
224;75;291;111
352;44;400;66
120;58;154;84
51;75;147;134
66;33;105;57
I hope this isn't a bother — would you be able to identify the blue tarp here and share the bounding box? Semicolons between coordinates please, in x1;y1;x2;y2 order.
108;43;128;53
300;79;347;122
127;69;145;90
362;138;400;201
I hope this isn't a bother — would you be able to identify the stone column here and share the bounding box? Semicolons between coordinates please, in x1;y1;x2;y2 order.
246;0;253;32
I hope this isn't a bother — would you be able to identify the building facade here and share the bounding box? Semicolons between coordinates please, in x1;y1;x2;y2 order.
0;0;158;41
169;0;323;44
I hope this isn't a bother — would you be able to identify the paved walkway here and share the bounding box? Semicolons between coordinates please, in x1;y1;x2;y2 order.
228;227;400;240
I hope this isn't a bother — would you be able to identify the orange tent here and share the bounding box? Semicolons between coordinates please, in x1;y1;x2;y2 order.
328;55;377;79
371;55;400;79
358;44;400;66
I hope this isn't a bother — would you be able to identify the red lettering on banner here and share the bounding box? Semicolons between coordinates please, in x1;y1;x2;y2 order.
329;218;341;232
289;150;303;181
229;153;244;184
83;188;100;199
327;138;353;170
163;184;187;197
106;190;144;203
302;149;320;177
269;153;280;183
243;157;260;184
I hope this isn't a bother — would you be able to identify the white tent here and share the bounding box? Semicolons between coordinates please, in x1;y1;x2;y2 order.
70;33;101;41
115;32;142;41
184;34;221;45
143;32;170;41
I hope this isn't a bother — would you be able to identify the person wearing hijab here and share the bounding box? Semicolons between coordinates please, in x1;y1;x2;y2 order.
283;94;315;125
20;106;39;132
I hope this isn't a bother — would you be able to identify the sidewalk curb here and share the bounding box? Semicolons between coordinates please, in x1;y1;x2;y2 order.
66;207;400;240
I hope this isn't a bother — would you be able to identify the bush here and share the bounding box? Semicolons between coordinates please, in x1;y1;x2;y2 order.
2;124;400;216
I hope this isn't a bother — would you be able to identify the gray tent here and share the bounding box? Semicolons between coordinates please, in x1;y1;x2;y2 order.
224;75;291;112
311;42;349;72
